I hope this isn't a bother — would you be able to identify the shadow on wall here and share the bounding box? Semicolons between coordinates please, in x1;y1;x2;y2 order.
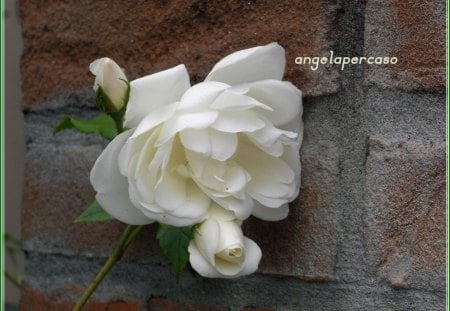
4;0;25;307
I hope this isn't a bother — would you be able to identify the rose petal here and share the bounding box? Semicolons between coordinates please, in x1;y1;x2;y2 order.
235;142;296;207
89;58;105;79
281;142;302;190
252;202;290;221
188;242;221;278
236;141;295;184
208;190;254;220
210;90;272;111
208;129;239;161
90;130;153;225
91;130;131;193
130;102;178;139
205;42;285;85
211;110;265;133
208;204;237;221
230;80;302;127
124;65;190;128
170;180;210;220
239;237;262;276
118;131;147;176
281;118;304;145
214;256;245;276
185;150;226;181
180;128;238;161
216;221;244;253
178;81;229;111
247;118;297;146
196;218;221;265
245;117;297;157
139;208;205;227
221;163;250;195
147;137;174;187
156;111;219;145
154;171;187;211
134;129;159;180
94;193;152;225
248;192;289;208
129;179;164;213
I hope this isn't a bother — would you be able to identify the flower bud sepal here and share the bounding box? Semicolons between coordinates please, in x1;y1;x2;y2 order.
95;80;130;133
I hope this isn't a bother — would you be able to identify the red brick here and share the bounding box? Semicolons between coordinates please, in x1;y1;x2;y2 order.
364;0;445;92
244;141;339;280
20;283;141;311
147;297;226;311
364;137;446;289
87;300;140;311
20;1;340;108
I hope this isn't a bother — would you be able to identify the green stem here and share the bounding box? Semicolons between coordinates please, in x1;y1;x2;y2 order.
72;225;143;311
122;226;144;251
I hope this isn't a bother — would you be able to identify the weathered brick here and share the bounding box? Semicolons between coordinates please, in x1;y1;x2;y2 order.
87;301;140;311
364;0;446;92
244;140;339;280
364;137;446;290
20;283;142;311
20;0;340;108
22;143;160;261
147;297;226;311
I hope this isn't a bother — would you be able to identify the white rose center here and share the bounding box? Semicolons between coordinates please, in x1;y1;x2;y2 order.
216;244;245;264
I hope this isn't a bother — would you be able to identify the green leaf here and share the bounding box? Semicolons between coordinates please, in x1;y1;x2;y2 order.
156;224;194;282
75;200;113;223
53;114;118;140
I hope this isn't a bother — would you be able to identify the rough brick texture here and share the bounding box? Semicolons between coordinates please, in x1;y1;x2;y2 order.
19;1;446;310
364;0;446;92
20;0;340;108
21;96;162;262
364;137;446;290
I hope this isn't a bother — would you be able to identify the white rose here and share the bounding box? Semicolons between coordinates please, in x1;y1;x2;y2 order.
90;42;303;226
89;57;128;111
188;204;262;278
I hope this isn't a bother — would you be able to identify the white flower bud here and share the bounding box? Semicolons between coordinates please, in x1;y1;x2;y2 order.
187;205;262;278
89;57;128;112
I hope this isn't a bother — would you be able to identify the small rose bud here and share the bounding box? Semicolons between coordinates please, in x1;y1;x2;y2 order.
89;57;129;113
187;205;262;278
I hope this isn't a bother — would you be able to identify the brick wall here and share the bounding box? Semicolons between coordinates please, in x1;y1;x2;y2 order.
19;1;446;310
